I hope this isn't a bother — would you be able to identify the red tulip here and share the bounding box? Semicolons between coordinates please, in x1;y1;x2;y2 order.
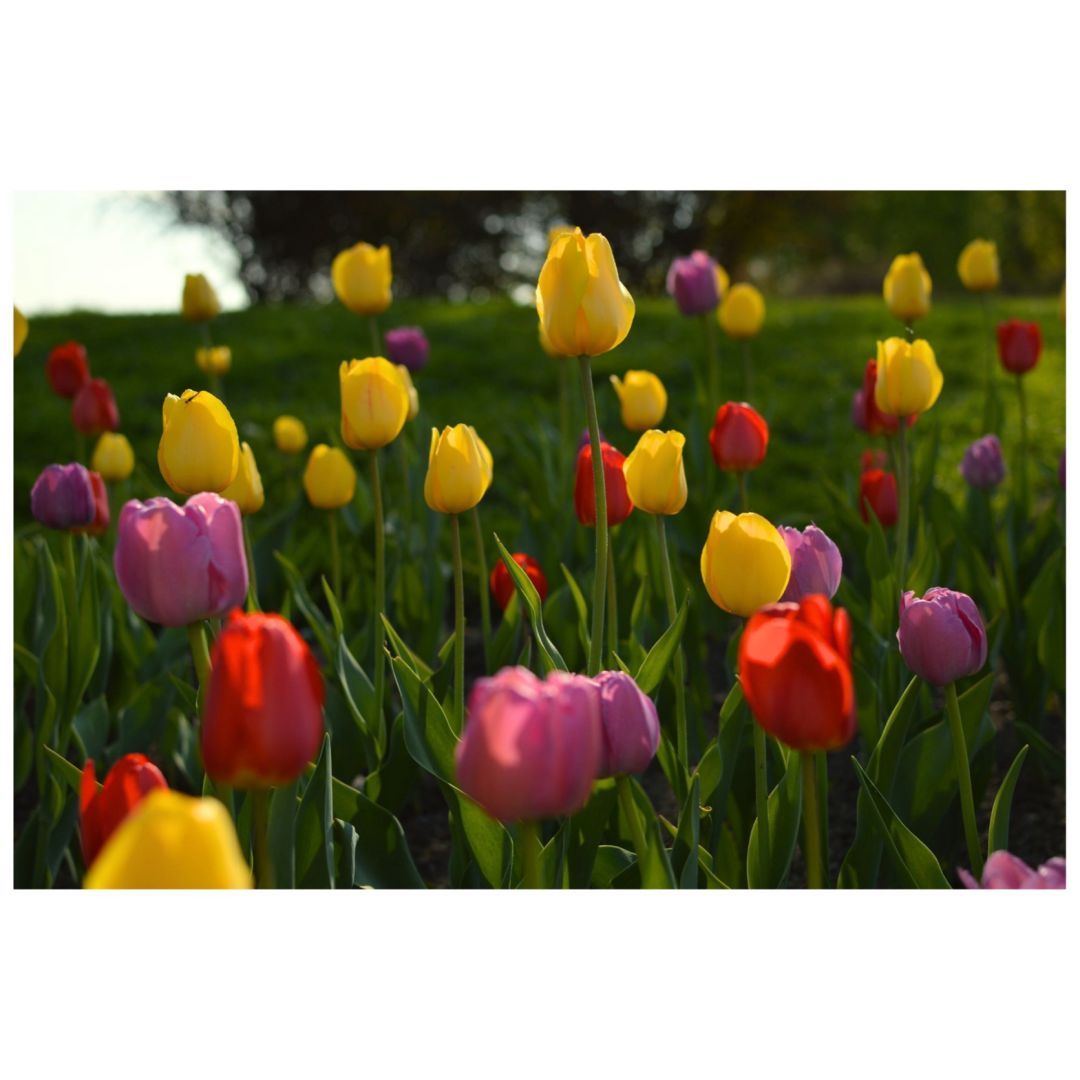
997;320;1042;375
71;378;119;435
860;449;888;472
490;553;548;612
77;471;110;535
709;401;769;471
859;468;897;527
46;341;91;398
80;753;168;867
575;441;633;527
738;595;856;751
851;359;915;436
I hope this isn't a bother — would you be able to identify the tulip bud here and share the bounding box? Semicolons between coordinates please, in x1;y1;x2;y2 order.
395;364;420;420
114;493;248;627
709;401;769;471
384;326;430;372
622;430;687;515
221;441;265;514
851;359;915;436
14;306;29;358
339;357;410;450
331;242;392;315
157;389;240;495
30;463;97;530
958;851;1065;890
490;553;548;612
739;595;856;751
996;320;1042;375
859;468;897;527
273;415;308;455
666;251;721;316
593;670;659;778
80;753;168;868
72;377;120;435
883;253;931;323
718;283;765;340
609;370;667;431
91;432;135;483
303;444;357;510
957;239;1000;293
46;341;90;398
424;424;493;514
897;587;987;686
195;345;232;376
84;791;252;889
700;510;791;617
455;667;602;823
574;441;633;527
960;434;1006;490
778;524;843;602
536;227;635;357
874;337;943;418
202;611;325;788
181;273;222;322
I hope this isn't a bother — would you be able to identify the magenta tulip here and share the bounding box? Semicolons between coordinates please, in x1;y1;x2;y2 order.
778;524;843;602
666;251;721;316
958;851;1065;890
384;326;429;373
593;671;659;778
30;463;97;531
960;434;1006;490
897;588;987;686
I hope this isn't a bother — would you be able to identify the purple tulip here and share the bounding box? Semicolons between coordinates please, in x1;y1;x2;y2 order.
593;670;660;777
30;463;97;530
960;434;1006;489
778;524;843;602
383;326;429;372
958;851;1065;890
114;493;248;628
897;587;987;686
666;251;721;316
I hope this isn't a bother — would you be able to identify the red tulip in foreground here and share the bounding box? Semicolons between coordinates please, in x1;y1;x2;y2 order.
490;553;548;612
594;670;659;778
897;588;987;686
709;401;769;471
996;320;1042;375
859;467;898;527
738;595;856;752
201;611;325;788
574;440;633;526
958;851;1065;889
80;753;168;867
46;341;90;398
71;377;120;435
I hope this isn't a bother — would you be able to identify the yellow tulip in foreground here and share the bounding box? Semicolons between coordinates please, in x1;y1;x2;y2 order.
84;791;252;889
91;432;135;483
340;357;410;450
610;370;667;430
14;306;28;357
396;364;420;420
424;424;493;514
332;242;392;315
874;337;943;418
536;227;635;357
883;253;931;323
181;273;221;322
304;445;357;510
195;344;232;376
623;430;687;515
700;511;791;617
158;389;240;495
957;239;999;293
273;415;308;454
222;441;265;514
718;283;765;339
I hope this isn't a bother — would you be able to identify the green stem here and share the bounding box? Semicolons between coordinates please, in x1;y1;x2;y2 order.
243;517;260;612
471;506;492;672
752;722;771;884
737;471;749;513
186;621;212;708
61;532;78;630
616;774;650;877
606;527;619;662
251;789;273;888
1016;375;1029;517
558;360;572;463
578;355;608;676
370;451;386;741
980;294;996;429
521;820;542;889
895;414;911;596
945;682;983;879
328;511;341;601
655;516;687;787
450;513;466;735
703;313;720;409
369;314;381;355
801;752;823;889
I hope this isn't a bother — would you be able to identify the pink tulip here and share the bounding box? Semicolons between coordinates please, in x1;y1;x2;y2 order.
30;463;97;530
666;251;721;316
778;524;843;602
897;588;987;686
594;671;659;777
958;851;1065;889
114;493;248;627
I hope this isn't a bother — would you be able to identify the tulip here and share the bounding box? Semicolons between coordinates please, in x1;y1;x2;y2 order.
958;851;1065;890
862;448;889;472
31;463;97;530
84;790;251;889
897;587;987;687
859;468;898;527
715;264;731;299
46;341;90;398
222;441;265;515
91;432;134;483
622;430;687;516
71;378;119;436
423;424;492;515
778;524;842;602
718;283;765;340
80;753;168;867
575;441;633;527
610;370;667;431
339;357;410;450
273;414;308;454
181;273;221;322
960;434;1006;490
883;253;931;323
874;338;943;418
303;444;356;510
490;553;548;612
158;389;240;495
709;401;769;472
114;493;248;627
851;359;916;436
14;306;28;358
332;241;392;316
396;364;420;420
996;320;1042;375
195;345;232;376
593;670;659;778
957;239;999;293
700;510;791;617
667;251;721;316
80;471;110;535
384;326;430;372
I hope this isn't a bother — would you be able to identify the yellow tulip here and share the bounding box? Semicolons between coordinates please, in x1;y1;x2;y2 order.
396;364;420;421
91;432;135;483
538;319;559;358
883;253;931;323
303;444;357;510
874;337;943;418
158;389;240;495
957;239;999;293
718;283;765;340
340;357;410;450
273;415;308;454
14;306;28;358
84;791;252;889
610;370;668;430
622;430;687;515
715;264;731;300
700;511;791;618
424;424;492;514
536;227;635;357
195;344;232;376
181;273;221;322
331;242;392;316
222;441;265;514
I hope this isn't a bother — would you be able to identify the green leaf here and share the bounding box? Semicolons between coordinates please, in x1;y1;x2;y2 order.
295;734;335;888
746;746;803;889
73;696;110;764
592;845;635;888
673;774;702;889
566;782;617;888
268;780;299;888
339;786;426;889
493;533;567;672
44;745;86;795
987;745;1029;859
274;551;334;662
35;539;68;727
381;613;435;682
626;777;675;888
68;542;101;718
560;562;591;657
390;655;457;781
321;577;345;639
633;593;688;696
457;796;514;889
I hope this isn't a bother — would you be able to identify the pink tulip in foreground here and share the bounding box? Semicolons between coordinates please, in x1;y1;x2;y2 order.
594;671;659;778
897;588;987;686
958;851;1065;889
778;524;842;602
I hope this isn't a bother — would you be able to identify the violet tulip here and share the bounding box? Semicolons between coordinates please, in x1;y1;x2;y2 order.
30;463;97;530
897;587;987;686
778;524;843;602
666;252;721;316
960;434;1006;489
384;326;430;373
593;670;660;778
958;851;1065;890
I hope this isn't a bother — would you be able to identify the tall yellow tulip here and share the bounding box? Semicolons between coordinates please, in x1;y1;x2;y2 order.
700;511;791;617
610;370;667;430
158;389;240;495
340;357;410;450
14;306;28;357
874;337;943;418
222;441;265;514
181;273;221;322
424;424;492;514
883;253;931;323
303;445;356;510
718;283;765;340
91;432;135;483
957;240;999;292
622;430;687;515
332;242;392;315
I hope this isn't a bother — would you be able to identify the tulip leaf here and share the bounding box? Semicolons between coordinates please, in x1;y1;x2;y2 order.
673;774;702;889
493;533;567;673
455;794;514;889
987;744;1029;860
380;614;435;683
321;577;345;640
43;745;85;795
67;541;101;723
488;592;521;672
746;745;803;889
296;734;335;889
566;781;617;888
625;776;675;889
592;844;635;888
269;780;298;888
35;539;68;733
14;642;38;685
274;551;334;663
390;655;457;782
335;635;376;742
559;562;591;657
336;784;425;889
633;592;688;696
73;696;111;765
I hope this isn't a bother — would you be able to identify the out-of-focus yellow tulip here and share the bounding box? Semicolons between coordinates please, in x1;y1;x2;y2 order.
622;430;687;515
303;444;357;510
536;227;635;357
715;264;731;300
195;344;232;376
396;364;420;420
331;242;392;316
340;357;410;450
84;791;252;889
273;415;308;454
700;511;791;617
718;283;765;340
874;337;943;418
424;424;492;514
957;239;999;293
610;370;668;430
91;432;135;483
14;306;28;357
181;273;221;322
883;253;931;323
222;441;265;514
158;389;240;495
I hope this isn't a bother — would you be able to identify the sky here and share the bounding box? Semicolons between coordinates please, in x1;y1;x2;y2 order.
13;192;249;316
